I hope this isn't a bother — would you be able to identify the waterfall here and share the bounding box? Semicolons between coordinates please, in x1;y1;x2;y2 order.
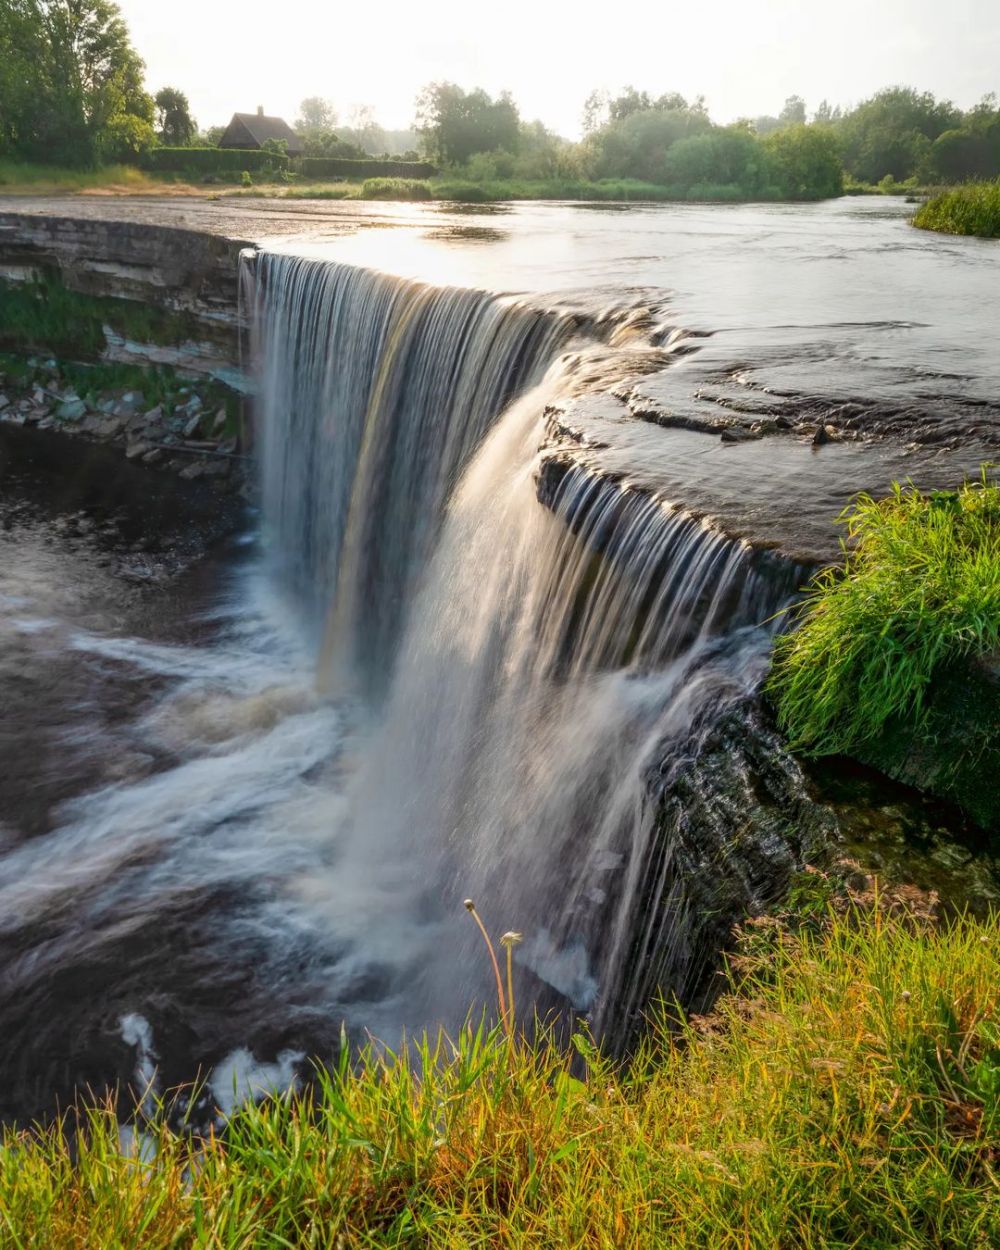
249;252;576;696
248;251;800;1043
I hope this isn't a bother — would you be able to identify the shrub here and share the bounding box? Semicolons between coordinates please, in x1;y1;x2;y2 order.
664;128;767;196
360;177;432;201
769;472;1000;757
294;156;436;180
140;147;288;175
464;149;517;180
913;180;1000;237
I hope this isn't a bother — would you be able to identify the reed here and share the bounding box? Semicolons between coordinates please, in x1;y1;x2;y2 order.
913;180;1000;238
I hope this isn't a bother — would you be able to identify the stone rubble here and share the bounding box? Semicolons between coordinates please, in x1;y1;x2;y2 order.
0;355;246;493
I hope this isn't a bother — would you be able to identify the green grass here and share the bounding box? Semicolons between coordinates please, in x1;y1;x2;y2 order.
769;472;1000;758
0;159;189;196
3;890;1000;1247
913;181;1000;237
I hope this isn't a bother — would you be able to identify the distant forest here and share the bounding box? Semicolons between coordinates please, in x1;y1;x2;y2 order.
2;0;999;198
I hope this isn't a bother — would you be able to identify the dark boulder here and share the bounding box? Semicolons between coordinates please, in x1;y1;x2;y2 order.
856;655;1000;833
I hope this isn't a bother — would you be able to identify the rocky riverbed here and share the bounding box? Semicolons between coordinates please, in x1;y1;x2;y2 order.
0;353;246;490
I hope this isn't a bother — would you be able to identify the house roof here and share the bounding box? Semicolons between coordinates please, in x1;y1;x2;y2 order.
219;112;304;154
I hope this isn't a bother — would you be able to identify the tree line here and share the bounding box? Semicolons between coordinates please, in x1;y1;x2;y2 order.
409;83;1000;195
2;0;999;194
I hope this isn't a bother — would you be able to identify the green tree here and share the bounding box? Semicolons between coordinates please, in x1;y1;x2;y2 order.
779;95;807;127
294;96;364;158
296;96;337;132
838;87;961;182
586;103;712;181
754;114;781;137
608;86;652;123
581;89;609;135
46;0;153;144
415;82;520;166
813;100;842;125
0;0;47;155
662;126;767;195
0;0;153;165
154;86;195;146
755;96;807;136
763;125;843;199
345;103;383;150
926;95;1000;182
929;124;1000;182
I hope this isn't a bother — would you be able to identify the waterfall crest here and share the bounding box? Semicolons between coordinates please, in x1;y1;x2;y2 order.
248;251;803;1041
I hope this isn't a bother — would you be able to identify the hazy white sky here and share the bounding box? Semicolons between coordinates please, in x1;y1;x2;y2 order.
119;0;1000;137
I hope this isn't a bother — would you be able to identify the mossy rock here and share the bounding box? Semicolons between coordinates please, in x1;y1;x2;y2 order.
856;655;1000;832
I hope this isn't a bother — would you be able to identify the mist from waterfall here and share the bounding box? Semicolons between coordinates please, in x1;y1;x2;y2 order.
250;251;791;1039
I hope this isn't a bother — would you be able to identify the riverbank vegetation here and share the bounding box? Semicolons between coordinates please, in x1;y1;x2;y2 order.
0;159;175;196
769;472;1000;759
235;176;829;205
913;180;1000;237
2;884;998;1247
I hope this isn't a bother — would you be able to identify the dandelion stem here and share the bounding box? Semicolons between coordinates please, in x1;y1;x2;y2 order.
464;899;509;1036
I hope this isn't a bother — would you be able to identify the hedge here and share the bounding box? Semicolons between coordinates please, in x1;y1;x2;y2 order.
294;156;436;180
141;148;289;174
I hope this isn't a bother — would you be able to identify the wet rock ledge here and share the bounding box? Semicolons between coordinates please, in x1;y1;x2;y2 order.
0;211;248;361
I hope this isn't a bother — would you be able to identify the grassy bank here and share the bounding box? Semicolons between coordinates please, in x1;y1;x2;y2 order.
3;888;1000;1247
913;180;1000;237
769;473;1000;759
232;176;817;204
0;160;202;196
0;163;797;204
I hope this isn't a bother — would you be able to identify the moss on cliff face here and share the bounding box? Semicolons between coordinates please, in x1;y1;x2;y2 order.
0;273;199;359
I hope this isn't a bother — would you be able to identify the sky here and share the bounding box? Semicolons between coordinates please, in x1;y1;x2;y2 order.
119;0;1000;138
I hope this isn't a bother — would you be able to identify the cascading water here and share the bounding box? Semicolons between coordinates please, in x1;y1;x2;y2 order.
248;251;803;1043
248;252;577;695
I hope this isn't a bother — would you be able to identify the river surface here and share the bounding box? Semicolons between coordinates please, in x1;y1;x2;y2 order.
0;196;997;1126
